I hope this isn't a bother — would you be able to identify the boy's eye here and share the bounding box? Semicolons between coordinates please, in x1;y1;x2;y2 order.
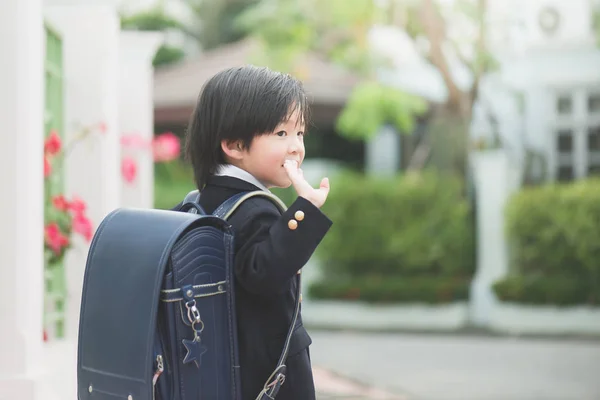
276;131;286;137
298;131;304;137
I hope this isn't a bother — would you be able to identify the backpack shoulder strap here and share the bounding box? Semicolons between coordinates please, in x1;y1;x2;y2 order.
183;190;200;204
213;191;287;220
213;191;300;400
180;190;205;214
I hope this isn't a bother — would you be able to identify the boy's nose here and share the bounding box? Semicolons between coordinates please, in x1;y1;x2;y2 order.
288;137;303;154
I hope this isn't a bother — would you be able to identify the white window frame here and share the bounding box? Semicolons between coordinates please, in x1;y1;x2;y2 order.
548;87;600;182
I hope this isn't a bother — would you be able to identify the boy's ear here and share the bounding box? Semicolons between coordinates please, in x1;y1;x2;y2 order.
220;139;245;160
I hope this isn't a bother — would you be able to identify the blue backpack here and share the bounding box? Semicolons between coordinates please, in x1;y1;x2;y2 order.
77;191;300;400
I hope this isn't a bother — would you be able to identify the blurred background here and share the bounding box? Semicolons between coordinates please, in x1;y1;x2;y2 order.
2;0;600;399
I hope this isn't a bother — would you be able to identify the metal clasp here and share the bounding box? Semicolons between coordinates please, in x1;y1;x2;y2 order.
185;299;201;324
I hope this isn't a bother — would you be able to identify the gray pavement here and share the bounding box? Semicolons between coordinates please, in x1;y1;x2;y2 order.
309;330;600;400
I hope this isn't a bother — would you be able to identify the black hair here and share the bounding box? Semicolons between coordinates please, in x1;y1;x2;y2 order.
184;65;310;190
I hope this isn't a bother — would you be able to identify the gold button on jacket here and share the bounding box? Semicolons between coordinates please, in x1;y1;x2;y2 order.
288;219;298;230
294;210;305;221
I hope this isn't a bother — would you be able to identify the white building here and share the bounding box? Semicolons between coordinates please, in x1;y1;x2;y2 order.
472;0;600;183
469;0;600;331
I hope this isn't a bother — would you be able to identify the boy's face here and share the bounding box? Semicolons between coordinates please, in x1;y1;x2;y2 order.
240;110;306;189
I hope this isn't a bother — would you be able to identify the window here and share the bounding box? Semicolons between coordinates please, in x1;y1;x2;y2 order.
556;129;574;181
557;129;573;152
557;166;574;181
588;94;600;114
588;126;600;151
551;90;600;182
557;96;573;115
589;165;600;176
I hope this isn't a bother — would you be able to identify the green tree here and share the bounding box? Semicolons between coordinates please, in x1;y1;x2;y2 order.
236;0;428;141
189;0;262;50
238;0;498;171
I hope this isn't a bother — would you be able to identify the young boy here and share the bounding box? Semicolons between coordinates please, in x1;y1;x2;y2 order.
180;65;332;399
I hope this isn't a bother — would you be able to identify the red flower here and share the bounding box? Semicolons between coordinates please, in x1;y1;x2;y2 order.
45;223;69;255
72;214;93;242
152;132;181;162
69;196;87;215
44;130;62;156
121;157;137;183
52;195;70;212
44;156;52;178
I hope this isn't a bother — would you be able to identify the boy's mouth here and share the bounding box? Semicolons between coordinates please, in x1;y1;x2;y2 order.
282;160;300;167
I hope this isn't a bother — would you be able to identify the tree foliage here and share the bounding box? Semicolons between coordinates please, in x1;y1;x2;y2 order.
337;83;427;140
236;0;376;75
188;0;262;50
237;0;427;139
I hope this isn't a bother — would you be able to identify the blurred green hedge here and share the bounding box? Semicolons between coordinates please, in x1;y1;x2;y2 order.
154;161;195;210
493;178;600;306
308;276;471;304
310;170;475;303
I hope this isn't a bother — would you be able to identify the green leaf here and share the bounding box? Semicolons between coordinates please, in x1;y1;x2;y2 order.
336;82;428;140
153;45;186;67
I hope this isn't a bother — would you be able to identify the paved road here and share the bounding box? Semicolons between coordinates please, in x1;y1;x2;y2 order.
309;331;600;400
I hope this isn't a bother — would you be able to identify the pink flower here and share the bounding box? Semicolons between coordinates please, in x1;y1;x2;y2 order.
52;195;70;212
44;130;62;156
45;223;70;255
97;122;107;134
121;157;137;183
72;213;93;242
44;156;52;178
152;132;181;162
69;196;87;215
121;133;150;150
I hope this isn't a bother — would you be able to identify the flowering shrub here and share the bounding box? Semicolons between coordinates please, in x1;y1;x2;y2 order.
44;128;181;261
44;129;95;264
121;131;181;183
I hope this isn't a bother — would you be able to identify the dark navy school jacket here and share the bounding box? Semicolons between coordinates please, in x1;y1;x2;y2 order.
174;175;332;399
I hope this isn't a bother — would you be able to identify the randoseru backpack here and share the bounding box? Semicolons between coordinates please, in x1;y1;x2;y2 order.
77;190;300;400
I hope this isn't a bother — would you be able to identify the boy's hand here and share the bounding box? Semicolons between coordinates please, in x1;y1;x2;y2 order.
284;160;330;209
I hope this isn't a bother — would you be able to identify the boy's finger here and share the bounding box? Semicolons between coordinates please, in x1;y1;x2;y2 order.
283;161;297;177
284;162;305;188
319;177;330;196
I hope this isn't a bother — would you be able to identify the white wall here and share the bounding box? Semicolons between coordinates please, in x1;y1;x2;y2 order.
0;0;46;398
119;31;163;209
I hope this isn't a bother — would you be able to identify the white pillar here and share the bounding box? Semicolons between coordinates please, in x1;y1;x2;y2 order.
469;150;515;327
119;31;163;209
44;4;122;342
0;0;45;398
365;124;400;176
